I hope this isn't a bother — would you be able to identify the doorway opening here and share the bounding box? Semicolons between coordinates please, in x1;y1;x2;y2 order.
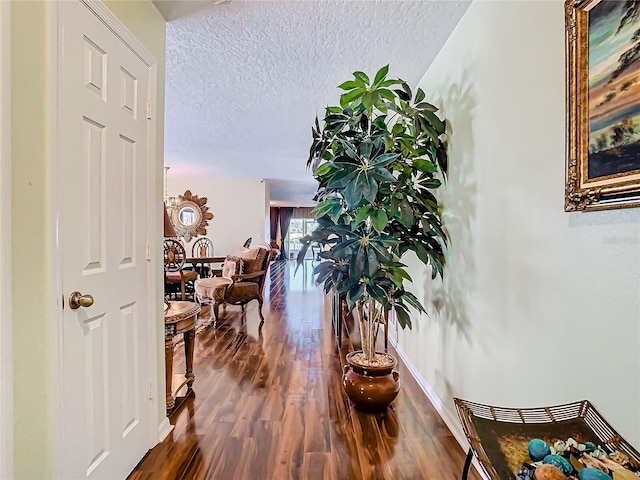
287;217;319;260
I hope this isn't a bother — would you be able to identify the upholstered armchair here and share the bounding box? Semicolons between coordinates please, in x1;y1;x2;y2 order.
194;243;274;326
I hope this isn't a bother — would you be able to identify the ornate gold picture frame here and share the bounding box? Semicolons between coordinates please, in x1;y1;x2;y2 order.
565;0;640;211
169;190;213;242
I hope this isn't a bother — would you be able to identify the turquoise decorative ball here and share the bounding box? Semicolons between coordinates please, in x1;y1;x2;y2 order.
577;468;613;480
528;439;551;461
542;454;573;476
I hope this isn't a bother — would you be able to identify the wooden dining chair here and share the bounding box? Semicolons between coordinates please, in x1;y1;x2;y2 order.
191;237;214;277
164;239;198;301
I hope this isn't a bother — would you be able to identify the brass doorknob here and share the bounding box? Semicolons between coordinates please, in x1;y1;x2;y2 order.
69;291;94;310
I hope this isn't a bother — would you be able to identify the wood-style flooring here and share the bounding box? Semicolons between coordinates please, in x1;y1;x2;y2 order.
130;261;480;480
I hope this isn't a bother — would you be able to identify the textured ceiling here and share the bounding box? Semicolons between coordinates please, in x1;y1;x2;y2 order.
268;178;319;207
155;0;470;205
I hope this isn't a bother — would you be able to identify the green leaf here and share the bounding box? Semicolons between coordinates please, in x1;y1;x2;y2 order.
370;167;396;183
312;199;336;218
389;267;412;284
414;88;425;103
399;199;414;227
346;283;365;309
340;88;365;108
422;124;440;144
424;111;445;133
366;246;378;277
328;205;343;224
422;179;442;189
387;270;404;289
344;146;358;160
331;238;358;257
412;159;437;173
362;91;374;109
344;175;364;207
394;306;412;329
371;209;388;233
391;196;400;217
380;79;401;87
371;153;399;167
392;122;404;135
354;206;372;225
359;140;373;159
366;282;386;302
414;243;430;265
401;81;412;99
338;80;361;90
378;88;396;103
311;259;332;276
394;88;410;101
324;113;348;122
353;71;370;85
436;146;448;174
361;173;378;204
351;245;366;279
403;291;426;314
327;168;358;189
315;162;335;176
373;65;389;85
416;101;438;112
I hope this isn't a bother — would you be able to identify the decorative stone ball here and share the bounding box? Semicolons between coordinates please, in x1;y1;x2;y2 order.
528;439;552;461
577;468;613;480
542;454;574;476
534;464;567;480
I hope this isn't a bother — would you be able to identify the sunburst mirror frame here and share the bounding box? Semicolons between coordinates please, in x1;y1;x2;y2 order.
170;190;214;242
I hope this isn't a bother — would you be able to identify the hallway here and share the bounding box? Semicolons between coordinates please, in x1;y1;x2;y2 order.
130;261;479;479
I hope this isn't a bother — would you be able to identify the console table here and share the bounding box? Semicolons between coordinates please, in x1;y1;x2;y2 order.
164;300;200;414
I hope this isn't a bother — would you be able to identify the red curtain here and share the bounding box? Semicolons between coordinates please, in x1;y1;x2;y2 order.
278;207;294;260
269;207;279;242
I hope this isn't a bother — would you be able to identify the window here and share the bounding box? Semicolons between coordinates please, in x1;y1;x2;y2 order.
288;218;319;260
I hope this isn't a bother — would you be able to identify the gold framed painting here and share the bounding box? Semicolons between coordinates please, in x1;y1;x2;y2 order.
566;0;640;211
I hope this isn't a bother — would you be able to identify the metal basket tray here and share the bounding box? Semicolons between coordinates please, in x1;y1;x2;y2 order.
454;398;640;479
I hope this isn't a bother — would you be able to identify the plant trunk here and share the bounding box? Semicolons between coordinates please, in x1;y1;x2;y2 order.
367;297;375;362
356;301;370;360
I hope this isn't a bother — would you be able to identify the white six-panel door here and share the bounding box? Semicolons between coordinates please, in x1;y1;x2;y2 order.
58;2;155;478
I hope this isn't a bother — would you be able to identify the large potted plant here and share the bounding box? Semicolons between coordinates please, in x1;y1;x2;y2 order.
297;66;449;412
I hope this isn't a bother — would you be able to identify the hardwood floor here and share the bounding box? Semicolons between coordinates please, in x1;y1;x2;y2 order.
130;261;480;480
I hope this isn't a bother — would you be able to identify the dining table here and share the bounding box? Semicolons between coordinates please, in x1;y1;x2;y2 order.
186;256;227;277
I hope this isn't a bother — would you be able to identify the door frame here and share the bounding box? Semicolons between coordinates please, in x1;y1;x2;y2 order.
47;1;161;476
0;1;12;478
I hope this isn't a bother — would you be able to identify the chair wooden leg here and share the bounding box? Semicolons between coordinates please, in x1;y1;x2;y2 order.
181;280;186;301
213;301;220;323
257;298;265;323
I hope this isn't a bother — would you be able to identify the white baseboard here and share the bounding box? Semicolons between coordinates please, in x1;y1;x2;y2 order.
389;336;490;480
158;417;174;442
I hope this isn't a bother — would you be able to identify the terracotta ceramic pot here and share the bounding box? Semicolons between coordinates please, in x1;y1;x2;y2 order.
342;351;400;413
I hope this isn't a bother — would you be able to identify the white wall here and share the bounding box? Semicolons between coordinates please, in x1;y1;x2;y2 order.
167;176;267;255
264;181;271;242
395;0;640;448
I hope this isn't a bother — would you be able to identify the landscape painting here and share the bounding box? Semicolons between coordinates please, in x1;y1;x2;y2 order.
588;1;640;180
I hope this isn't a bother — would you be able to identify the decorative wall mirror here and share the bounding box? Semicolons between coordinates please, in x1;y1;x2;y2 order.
170;190;214;242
